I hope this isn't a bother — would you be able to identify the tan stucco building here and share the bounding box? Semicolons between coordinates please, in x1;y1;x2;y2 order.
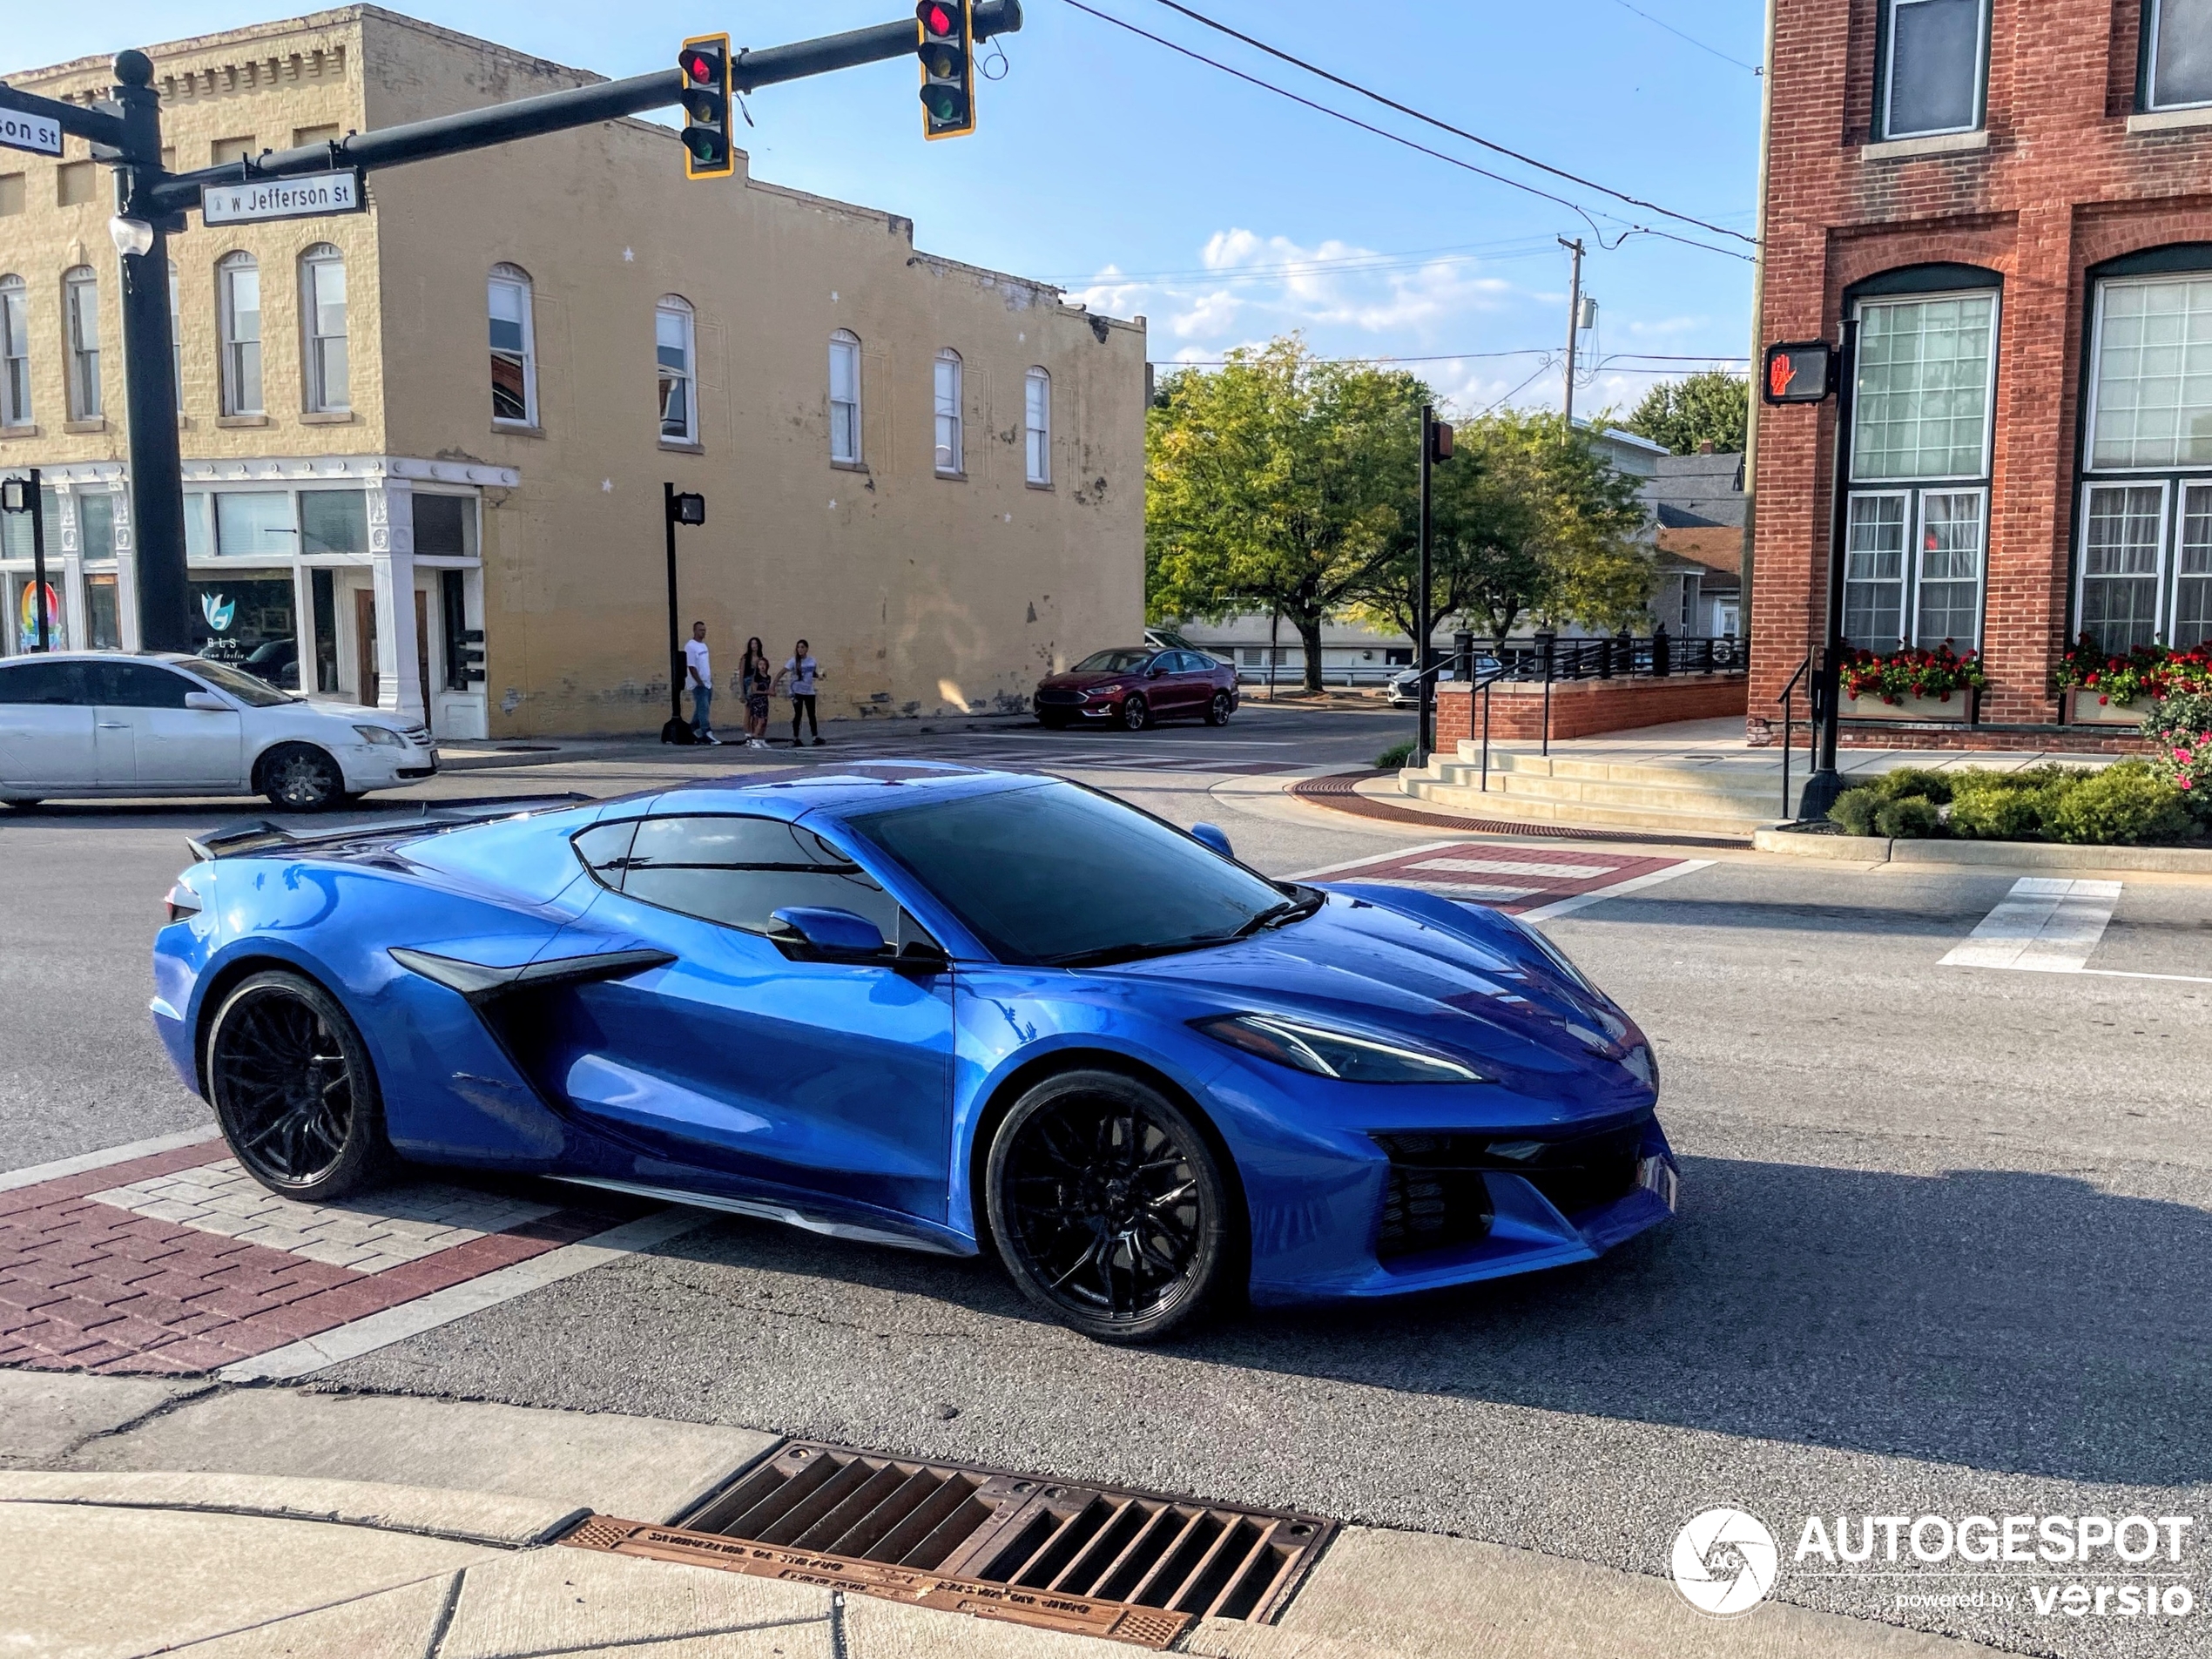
0;7;1146;737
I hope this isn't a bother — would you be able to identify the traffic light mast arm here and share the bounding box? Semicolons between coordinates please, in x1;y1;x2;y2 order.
137;0;1023;216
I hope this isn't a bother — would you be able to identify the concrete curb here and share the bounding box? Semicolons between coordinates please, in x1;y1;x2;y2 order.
1752;827;2212;874
0;1469;587;1548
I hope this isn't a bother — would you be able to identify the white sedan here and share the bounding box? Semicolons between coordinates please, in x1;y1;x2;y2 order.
0;651;435;810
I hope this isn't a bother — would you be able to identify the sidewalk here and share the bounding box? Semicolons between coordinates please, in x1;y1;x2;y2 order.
3;1371;1994;1659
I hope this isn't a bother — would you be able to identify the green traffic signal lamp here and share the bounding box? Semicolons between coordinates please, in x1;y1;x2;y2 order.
916;0;975;140
678;33;734;180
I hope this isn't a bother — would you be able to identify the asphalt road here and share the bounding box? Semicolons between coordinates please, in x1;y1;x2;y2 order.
5;702;2209;1658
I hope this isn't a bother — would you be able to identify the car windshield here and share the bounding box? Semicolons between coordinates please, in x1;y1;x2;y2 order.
178;658;294;708
848;780;1298;967
1071;649;1155;673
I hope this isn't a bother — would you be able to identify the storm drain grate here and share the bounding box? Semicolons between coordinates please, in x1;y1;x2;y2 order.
562;1440;1337;1649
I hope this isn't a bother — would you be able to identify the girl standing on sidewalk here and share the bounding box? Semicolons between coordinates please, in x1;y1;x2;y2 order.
780;639;823;746
739;637;772;749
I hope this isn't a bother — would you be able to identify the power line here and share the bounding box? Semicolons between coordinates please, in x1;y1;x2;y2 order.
1040;233;1563;287
1060;1;1755;264
1134;0;1757;246
1605;0;1763;76
1151;349;1750;368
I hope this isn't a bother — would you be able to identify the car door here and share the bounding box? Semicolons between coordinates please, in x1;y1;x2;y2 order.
1146;651;1196;718
542;812;955;1226
91;661;245;788
0;659;101;791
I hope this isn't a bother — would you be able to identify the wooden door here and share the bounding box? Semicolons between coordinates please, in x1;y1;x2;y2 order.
355;590;378;707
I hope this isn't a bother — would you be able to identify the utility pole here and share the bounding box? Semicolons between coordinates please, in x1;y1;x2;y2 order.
1560;236;1586;426
1413;406;1453;768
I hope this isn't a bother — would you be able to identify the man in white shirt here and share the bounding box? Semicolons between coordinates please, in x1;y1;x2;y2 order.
684;621;719;745
782;639;823;746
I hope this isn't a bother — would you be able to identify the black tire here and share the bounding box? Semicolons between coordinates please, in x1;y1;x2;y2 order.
986;1069;1233;1343
206;970;391;1200
1119;695;1151;732
1204;691;1233;726
260;744;346;811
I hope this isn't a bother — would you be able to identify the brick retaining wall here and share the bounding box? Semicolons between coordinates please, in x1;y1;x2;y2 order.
1438;676;1748;745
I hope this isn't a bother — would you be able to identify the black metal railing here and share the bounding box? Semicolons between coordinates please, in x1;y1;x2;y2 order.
1475;628;1746;683
1776;653;1811;820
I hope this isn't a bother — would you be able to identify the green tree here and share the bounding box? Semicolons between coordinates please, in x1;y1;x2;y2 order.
1147;337;1420;691
1624;369;1749;455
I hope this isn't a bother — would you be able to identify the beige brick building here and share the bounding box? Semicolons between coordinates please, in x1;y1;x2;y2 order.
0;7;1146;738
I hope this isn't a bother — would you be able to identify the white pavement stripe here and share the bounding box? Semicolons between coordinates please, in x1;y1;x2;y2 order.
1518;860;1715;922
0;1126;221;1193
1411;856;1617;880
1289;840;1476;881
216;1208;716;1384
1940;877;2123;973
1362;878;1542;900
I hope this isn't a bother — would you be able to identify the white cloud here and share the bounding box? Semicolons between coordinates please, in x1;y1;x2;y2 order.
1170;290;1244;338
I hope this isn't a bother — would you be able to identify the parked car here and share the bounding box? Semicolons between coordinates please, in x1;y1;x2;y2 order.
0;651;435;811
1386;655;1502;709
154;765;1675;1342
1035;647;1239;730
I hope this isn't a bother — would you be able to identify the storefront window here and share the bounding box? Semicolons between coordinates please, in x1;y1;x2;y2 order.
78;491;116;561
86;573;119;650
190;575;298;688
300;489;368;554
11;576;65;652
214;491;295;556
413;492;475;556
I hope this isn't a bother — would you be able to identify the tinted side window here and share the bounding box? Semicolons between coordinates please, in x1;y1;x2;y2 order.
0;661;91;705
573;819;638;882
612;814;905;941
95;662;196;709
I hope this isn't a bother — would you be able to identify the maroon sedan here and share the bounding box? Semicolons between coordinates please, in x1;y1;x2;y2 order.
1034;647;1239;731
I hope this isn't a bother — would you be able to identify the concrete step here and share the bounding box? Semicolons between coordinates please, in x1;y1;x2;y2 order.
1459;747;1794;798
1416;762;1801;823
1398;776;1777;837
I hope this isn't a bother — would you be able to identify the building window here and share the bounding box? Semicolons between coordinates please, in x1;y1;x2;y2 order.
300;245;347;413
489;265;536;426
218;252;263;416
934;348;963;475
0;276;27;427
657;295;696;443
213;491;295;556
1878;0;1988;140
56;161;95;207
63;267;99;421
1025;367;1051;485
78;491;117;561
299;489;368;555
829;330;862;464
2144;0;2212;111
1845;287;1999;650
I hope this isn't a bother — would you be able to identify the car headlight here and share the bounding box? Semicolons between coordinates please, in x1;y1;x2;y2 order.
1088;684;1124;699
1193;1014;1487;1084
353;725;405;748
1506;913;1599;997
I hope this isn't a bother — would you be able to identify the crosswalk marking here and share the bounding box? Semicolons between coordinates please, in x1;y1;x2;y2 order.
1411;856;1617;880
1940;877;2124;973
1289;840;1710;916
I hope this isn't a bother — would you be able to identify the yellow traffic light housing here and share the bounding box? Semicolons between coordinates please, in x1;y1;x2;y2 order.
678;34;734;179
916;1;975;140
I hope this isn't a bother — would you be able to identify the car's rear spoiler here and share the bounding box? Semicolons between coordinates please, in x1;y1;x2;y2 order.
185;793;595;862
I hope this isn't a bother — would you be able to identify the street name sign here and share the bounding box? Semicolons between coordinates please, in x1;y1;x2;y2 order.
201;170;364;226
0;108;64;158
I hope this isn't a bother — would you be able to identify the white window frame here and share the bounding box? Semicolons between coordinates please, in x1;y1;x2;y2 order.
1024;366;1051;486
63;267;99;421
2143;0;2212;113
829;330;862;465
934;348;963;477
1910;486;1989;649
2079;273;2212;475
1878;0;1990;141
0;276;28;428
489;265;538;428
656;295;697;445
2173;476;2212;648
1843;489;1912;651
1850;288;2001;486
2074;477;2172;656
218;252;263;416
300;244;348;415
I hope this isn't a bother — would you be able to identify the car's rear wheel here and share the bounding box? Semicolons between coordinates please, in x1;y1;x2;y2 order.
986;1069;1232;1343
260;744;345;811
1119;695;1150;732
206;970;391;1201
1204;691;1233;726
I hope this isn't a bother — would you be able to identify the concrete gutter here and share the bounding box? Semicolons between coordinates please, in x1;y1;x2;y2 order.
1753;827;2212;875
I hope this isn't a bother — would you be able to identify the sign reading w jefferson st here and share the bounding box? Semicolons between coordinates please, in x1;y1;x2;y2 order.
201;170;365;226
0;108;64;158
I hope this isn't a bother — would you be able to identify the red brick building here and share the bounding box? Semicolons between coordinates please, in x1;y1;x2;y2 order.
1752;0;2212;738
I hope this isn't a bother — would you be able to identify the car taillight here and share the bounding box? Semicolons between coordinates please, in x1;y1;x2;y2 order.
165;885;203;924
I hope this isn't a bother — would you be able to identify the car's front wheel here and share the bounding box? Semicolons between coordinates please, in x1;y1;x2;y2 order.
1204;691;1233;726
986;1069;1233;1343
1119;695;1151;732
206;970;391;1201
259;743;346;811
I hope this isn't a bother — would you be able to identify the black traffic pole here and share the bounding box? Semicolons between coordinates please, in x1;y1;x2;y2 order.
1415;403;1435;767
1797;318;1860;822
29;467;49;651
664;483;684;726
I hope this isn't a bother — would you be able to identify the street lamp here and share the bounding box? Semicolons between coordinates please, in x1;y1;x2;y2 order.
108;215;155;259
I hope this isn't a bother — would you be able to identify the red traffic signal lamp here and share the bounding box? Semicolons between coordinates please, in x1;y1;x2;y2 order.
1763;341;1837;405
678;34;734;179
917;0;975;140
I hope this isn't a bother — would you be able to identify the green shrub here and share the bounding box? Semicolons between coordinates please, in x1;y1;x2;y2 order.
1947;785;2050;841
1871;766;1954;805
2040;761;2198;846
1828;787;1882;837
1875;796;1945;839
1376;739;1416;770
2141;690;2212;819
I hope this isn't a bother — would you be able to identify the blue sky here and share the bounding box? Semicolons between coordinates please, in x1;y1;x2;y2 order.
10;0;1766;417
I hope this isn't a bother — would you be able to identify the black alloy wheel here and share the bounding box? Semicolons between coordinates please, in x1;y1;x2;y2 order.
206;970;390;1199
987;1069;1232;1342
1120;694;1151;732
1205;691;1233;726
260;743;346;811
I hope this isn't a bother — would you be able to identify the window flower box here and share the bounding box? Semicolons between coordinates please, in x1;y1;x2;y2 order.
1844;691;1973;722
1838;643;1986;722
2054;639;2212;716
2067;689;2149;727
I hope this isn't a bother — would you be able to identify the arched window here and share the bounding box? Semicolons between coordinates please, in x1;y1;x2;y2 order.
489;264;536;426
656;295;696;443
300;244;348;414
1024;367;1051;486
218;251;263;416
829;330;861;464
934;348;963;476
0;276;28;428
63;267;99;421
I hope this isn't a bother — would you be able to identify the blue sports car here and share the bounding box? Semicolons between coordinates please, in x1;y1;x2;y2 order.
151;765;1676;1342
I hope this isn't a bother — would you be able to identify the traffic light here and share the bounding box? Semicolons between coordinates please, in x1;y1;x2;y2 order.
678;35;734;179
1763;341;1836;405
1430;421;1454;462
916;1;975;140
670;491;706;526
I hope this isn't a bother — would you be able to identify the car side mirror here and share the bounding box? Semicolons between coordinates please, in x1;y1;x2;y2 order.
1190;822;1233;860
769;906;889;961
183;691;228;712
